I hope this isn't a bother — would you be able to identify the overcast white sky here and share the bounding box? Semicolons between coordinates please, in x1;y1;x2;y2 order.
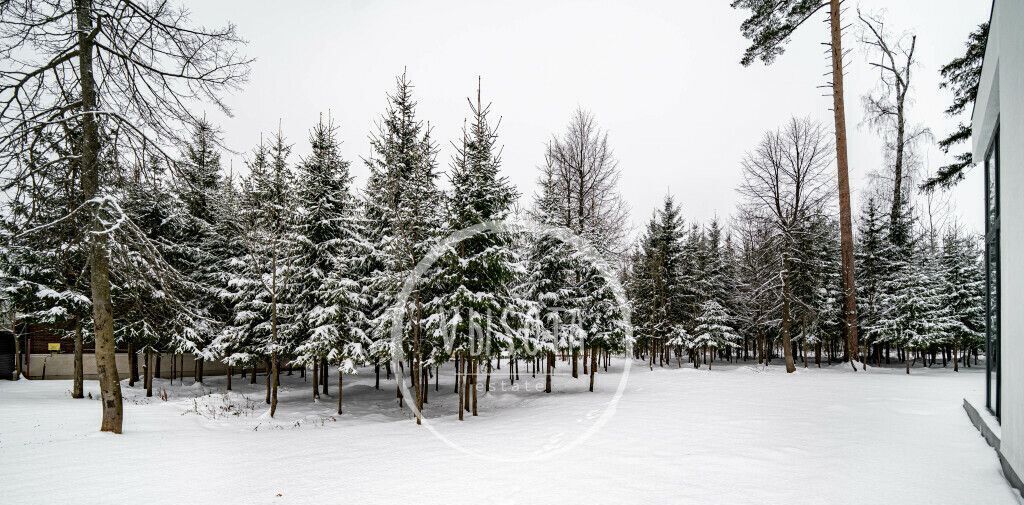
187;0;991;237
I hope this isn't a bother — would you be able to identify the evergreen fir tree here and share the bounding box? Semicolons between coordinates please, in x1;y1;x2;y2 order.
289;115;369;403
361;71;444;410
427;82;521;377
690;300;741;369
940;229;985;370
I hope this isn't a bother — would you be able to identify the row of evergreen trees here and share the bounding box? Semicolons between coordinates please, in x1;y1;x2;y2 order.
1;72;986;425
625;191;985;373
1;73;631;418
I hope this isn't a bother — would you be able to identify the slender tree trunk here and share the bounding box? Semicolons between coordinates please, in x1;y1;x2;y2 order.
781;258;796;373
545;351;553;393
265;358;272;405
342;368;350;415
128;341;138;387
77;0;121;433
72;321;84;398
321;360;328;396
457;354;465;421
485;359;491;393
227;365;232;391
13;327;21;380
312;358;320;400
145;348;153;398
270;355;279;416
589;345;597;392
829;0;860;371
471;359;478;417
413;299;422;425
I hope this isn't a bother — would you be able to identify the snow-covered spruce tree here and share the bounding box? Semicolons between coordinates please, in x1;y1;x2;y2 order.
940;228;985;371
627;213;667;367
677;223;707;333
210;145;273;381
655;196;687;365
697;218;746;364
870;199;954;373
700;219;729;310
690;300;740;369
526;110;631;390
732;210;781;365
426;81;521;420
0;139;92;394
789;214;843;367
204;168;246;389
522;170;578;394
575;255;629;389
289;115;369;413
894;246;951;374
857;196;898;365
115;170;170;387
362;71;444;412
214;131;295;415
170;119;230;382
626;195;686;368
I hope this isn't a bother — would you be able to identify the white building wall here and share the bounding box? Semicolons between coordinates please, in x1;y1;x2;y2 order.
973;0;1024;481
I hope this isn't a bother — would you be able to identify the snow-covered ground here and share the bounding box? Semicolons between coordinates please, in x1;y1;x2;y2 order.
2;360;1020;505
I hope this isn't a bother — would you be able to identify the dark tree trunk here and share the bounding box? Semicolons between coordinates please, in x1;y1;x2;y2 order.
312;358;320;400
471;359;478;417
589;345;598;392
321;359;328;396
145;348;153;398
545;351;553;393
457;354;465;421
72;321;84;398
342;370;350;413
781;257;796;373
128;341;138;386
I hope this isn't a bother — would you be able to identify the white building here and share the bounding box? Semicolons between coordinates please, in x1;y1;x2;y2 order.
967;0;1024;493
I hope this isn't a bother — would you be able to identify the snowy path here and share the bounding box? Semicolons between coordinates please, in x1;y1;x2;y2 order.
1;360;1020;505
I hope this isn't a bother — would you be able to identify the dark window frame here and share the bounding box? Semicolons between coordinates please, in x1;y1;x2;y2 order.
984;122;1001;420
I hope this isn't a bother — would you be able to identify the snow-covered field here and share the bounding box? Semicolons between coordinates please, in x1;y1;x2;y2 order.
2;360;1020;505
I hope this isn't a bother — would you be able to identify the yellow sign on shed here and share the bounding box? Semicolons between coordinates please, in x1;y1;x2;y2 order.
47;342;61;351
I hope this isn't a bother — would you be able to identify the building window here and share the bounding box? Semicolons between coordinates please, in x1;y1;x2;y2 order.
985;126;1001;419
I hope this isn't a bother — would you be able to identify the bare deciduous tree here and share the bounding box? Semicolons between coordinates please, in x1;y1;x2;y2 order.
738;117;835;373
542;108;629;257
0;0;250;433
858;9;929;229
